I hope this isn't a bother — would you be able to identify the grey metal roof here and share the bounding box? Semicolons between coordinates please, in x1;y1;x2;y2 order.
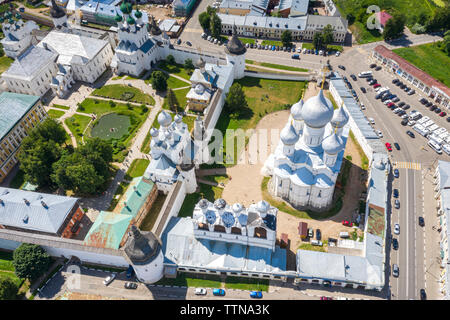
3;45;57;80
0;187;78;234
306;14;347;31
225;25;246;55
124;226;162;265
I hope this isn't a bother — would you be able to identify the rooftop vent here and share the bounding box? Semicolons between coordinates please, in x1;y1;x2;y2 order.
0;199;3;206
41;200;48;209
253;21;257;25
23;215;29;224
23;198;30;206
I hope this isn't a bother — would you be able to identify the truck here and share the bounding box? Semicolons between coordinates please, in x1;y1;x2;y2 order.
298;222;308;239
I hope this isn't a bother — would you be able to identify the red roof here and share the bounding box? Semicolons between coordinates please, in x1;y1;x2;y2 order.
375;11;392;27
374;45;450;98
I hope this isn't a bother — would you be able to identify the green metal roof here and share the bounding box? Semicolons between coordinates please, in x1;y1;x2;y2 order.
0;92;40;141
117;176;154;218
83;211;133;249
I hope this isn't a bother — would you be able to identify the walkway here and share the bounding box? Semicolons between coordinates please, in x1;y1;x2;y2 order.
246;63;312;75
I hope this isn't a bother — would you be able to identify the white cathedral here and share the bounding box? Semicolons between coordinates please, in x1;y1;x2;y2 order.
262;89;350;211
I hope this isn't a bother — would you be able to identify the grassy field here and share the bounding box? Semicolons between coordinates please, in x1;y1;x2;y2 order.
167;76;190;89
349;131;369;170
92;84;155;105
224;277;269;292
349;21;383;44
0;56;13;75
246;60;308;72
393;42;450;88
47;109;65;119
156;61;193;81
126;159;150;179
178;183;223;217
51;104;70;110
202;174;229;185
261;39;284;46
64;114;92;145
155;272;222;288
298;243;327;252
0;250;26;297
162;87;190;112
205;77;306;167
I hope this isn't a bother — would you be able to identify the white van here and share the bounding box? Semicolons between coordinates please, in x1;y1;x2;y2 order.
358;71;373;78
310;240;323;246
442;144;450;155
428;140;443;154
368;117;375;125
339;232;350;239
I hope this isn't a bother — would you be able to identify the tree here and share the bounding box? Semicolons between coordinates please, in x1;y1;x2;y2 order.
210;13;222;39
151;71;168;92
346;13;355;25
0;276;18;300
34;118;67;145
12;244;51;281
225;83;247;115
184;58;194;71
166;89;179;112
281;30;292;48
199;11;210;31
322;24;334;48
382;14;406;41
206;5;215;16
442;31;450;56
426;7;450;32
166;54;175;65
312;32;323;50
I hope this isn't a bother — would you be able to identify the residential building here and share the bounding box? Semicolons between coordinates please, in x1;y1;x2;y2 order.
0;92;47;183
372;45;450;109
0;12;39;59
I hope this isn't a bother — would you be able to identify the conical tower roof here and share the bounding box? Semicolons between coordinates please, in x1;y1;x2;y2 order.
50;0;66;19
149;15;161;35
225;24;246;55
124;226;161;265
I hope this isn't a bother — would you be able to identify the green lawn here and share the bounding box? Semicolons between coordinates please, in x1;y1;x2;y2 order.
51;104;70;110
77;98;150;162
0;56;13;75
251;61;308;72
64;114;92;145
47;109;65;119
167;76;190;89
162;87;190;112
207;77;306;167
238;37;256;45
92;84;155;105
178;183;223;217
261;39;284;46
202;174;229;185
125;159;150;179
298;243;327;253
155;272;222;288
0;251;14;272
224;277;269;292
157;60;193;81
392;42;450;88
349;21;383;44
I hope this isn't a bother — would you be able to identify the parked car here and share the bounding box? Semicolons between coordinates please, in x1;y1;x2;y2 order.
195;288;207;295
401;119;408;126
435;108;442;114
394;169;399;178
394;199;400;209
316;229;322;240
308;228;314;238
320;296;333;300
360;87;366;93
176;39;181;45
393;189;399;198
402;104;410;110
420;289;427;300
124;282;138;289
250;291;263;298
350;74;357;81
375;66;382;71
338;65;346;70
394;142;400;150
186;41;192;46
418;217;425;227
126;265;134;278
310;240;323;246
392;238;399;250
368;117;375;125
342;220;352;227
392;78;399;84
373;83;381;88
440;112;447;117
406;130;415;138
408;89;415;95
447;116;450;122
394;223;400;235
392;264;399;277
376;130;383;138
213;288;226;296
103;274;116;286
370;63;377;68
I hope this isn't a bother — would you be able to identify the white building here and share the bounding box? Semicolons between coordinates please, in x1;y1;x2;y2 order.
1;0;113;98
0;13;39;59
262;89;349;211
144;111;197;195
192;199;278;251
110;2;163;77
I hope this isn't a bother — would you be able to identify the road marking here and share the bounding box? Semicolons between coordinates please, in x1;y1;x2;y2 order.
393;161;422;170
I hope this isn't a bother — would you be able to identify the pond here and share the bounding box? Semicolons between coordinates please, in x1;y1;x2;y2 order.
90;113;131;140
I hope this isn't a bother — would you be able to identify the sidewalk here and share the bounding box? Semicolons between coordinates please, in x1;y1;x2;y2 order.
25;257;65;299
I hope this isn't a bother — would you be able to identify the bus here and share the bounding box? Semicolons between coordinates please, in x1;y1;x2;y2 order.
358;71;373;78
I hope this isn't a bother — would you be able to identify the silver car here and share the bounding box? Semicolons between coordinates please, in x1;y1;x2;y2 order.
392;264;399;277
394;223;400;235
394;199;400;209
103;274;116;286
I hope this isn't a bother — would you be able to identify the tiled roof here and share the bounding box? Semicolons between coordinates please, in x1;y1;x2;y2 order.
374;45;450;98
0;92;40;140
375;11;392;27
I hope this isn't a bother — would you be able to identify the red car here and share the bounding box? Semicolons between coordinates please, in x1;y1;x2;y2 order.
373;83;381;88
320;296;333;300
342;220;352;227
385;142;392;151
387;102;394;107
440;112;447;117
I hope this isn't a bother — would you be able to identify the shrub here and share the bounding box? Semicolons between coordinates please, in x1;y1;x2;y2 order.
121;92;135;101
13;244;52;281
0;276;18;300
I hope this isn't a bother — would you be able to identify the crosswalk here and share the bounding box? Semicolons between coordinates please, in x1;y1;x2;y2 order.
392;161;422;170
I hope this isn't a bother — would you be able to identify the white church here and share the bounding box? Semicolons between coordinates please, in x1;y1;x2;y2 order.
262;89;350;211
1;0;113;98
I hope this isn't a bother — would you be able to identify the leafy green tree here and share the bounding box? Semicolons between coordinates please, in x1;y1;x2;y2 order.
281;30;292;47
12;244;51;281
383;14;406;41
426;7;450;32
184;58;194;71
0;276;18;300
151;70;168;92
322;24;334;48
346;13;355;25
34;118;67;145
312;32;323;50
442;32;450;56
199;11;210;31
206;5;215;16
81;138;113;163
210;13;222;39
166;54;175;65
166;88;179;112
271;10;282;17
225;83;247;115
